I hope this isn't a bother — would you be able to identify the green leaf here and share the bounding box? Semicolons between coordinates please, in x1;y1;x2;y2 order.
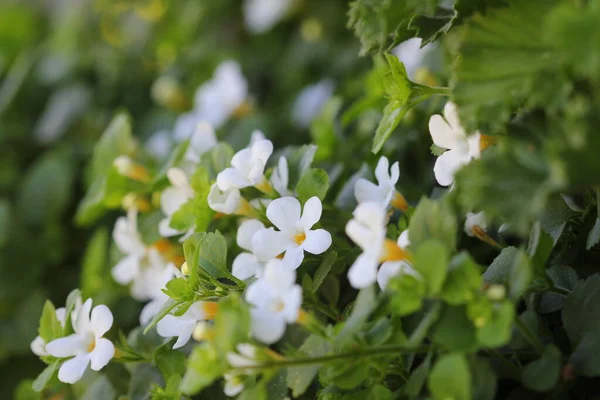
402;353;431;397
199;142;234;179
296;168;330;204
452;0;563;134
153;342;186;381
409;197;457;251
81;376;116;400
413;240;449;295
470;357;497;400
38;300;61;342
238;382;267;400
428;353;471;400
522;344;561;392
483;247;532;300
372;101;409;154
388;273;426;316
587;218;600;250
441;253;482;305
310;97;342;162
143;299;178;334
337;286;376;343
128;363;163;400
62;288;81;336
32;361;59;392
476;301;515;348
91;112;135;180
432;306;478;352
163;278;192;301
287;335;331;397
286;145;317;189
312;251;337;294
180;343;220;395
14;379;39;400
409;7;456;45
562;274;600;347
81;227;109;298
151;139;190;187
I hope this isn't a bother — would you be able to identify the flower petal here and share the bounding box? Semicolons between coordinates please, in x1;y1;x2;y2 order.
377;261;403;290
46;334;85;358
187;122;217;162
161;186;190;216
140;296;167;326
348;253;379;289
428;114;462;150
232;253;262;281
217;167;251;190
266;197;301;233
398;230;410;248
208;184;241;214
30;336;48;357
157;315;196;349
263;258;296;289
89;338;115;371
237;219;265;251
282;285;302;323
299;196;322;231
373;156;390;186
433;149;469;187
90;305;113;337
250;309;286;345
251;228;292;261
250;139;273;165
111;254;140;285
159;218;181;237
75;298;93;335
58;354;90;384
302;229;332;255
354;179;388;205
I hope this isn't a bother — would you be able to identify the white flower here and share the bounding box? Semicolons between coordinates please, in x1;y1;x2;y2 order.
428;102;481;187
232;219;266;280
112;209;173;300
243;0;294;34
145;130;172;159
140;290;170;326
173;112;198;142
45;299;115;384
392;38;433;80
376;230;419;290
250;129;266;144
252;196;332;262
346;202;411;288
217;139;273;191
159;168;195;238
227;343;259;368
464;212;487;237
208;184;249;215
184;122;218;164
156;301;218;349
224;373;245;397
271;156;292;196
31;301;83;357
246;256;303;344
292;79;334;127
354;156;407;210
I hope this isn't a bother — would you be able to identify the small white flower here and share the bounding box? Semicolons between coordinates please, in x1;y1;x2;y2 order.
184;122;218;164
355;156;406;209
227;343;259;368
156;301;218;349
159;168;195;238
45;299;115;384
428;102;481;187
252;196;332;262
232;219;266;280
377;230;419;290
139;291;170;326
249;129;266;144
32;300;84;357
208;184;244;214
246;256;303;344
217;139;274;191
271;156;292;196
464;212;488;237
224;373;245;397
112;209;173;300
292;79;334;127
243;0;294;34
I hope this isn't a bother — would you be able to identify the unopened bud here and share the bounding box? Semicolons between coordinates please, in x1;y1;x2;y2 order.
113;155;133;175
181;261;190;276
486;284;506;301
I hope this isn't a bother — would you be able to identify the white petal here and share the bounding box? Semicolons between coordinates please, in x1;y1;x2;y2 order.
237;219;265;251
58;354;90;384
89;338;114;371
217;167;252;190
377;261;403;290
112;216;145;255
166;168;189;189
464;211;487;236
398;230;410;248
299;196;323;231
159;218;182;237
443;102;464;134
374;156;390;186
140;296;166;326
250;139;273;165
433;149;469;187
46;334;85;358
187;122;217;162
354;179;388;205
348;253;379;289
271;157;289;195
90;305;113;337
230;148;253;172
111;254;140;285
429;114;462;150
156;315;196;349
389;161;400;185
266;197;301;233
31;336;48;357
55;308;67;327
75;299;93;335
467;132;481;159
224;381;244;397
251;228;292;261
250;129;266;144
245;280;274;309
250;309;286;344
263;258;296;289
302;229;332;255
232;253;262;280
281;285;302;323
281;246;305;270
208;184;241;214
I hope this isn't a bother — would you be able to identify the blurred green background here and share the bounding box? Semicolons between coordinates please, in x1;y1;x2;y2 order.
0;0;371;397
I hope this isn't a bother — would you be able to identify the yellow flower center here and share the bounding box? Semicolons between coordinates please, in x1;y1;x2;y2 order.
294;232;307;245
202;302;219;319
479;134;497;152
380;239;412;263
391;191;409;212
87;338;96;353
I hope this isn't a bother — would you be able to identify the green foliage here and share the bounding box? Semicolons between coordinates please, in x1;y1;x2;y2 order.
428;353;471;400
409;197;457;250
296;168;330;203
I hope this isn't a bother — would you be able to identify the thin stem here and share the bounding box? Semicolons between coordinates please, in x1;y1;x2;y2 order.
514;317;545;354
236;344;432;371
548;286;570;297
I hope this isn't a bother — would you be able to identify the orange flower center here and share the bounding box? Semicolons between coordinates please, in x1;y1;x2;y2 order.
391;191;409;212
294;232;307;245
380;238;412;263
479;134;497;152
202;302;219;319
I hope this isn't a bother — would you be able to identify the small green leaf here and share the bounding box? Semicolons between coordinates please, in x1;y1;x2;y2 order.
413;240;449;295
428;353;471;400
286;145;317;188
409;197;457;251
153;342;186;380
522;345;561;392
483;247;532;300
81;228;109;298
32;361;59;392
476;301;515;348
295;168;330;204
163;278;192;301
337;286;376;343
441;253;482;305
38;300;61;342
432;306;478;352
312;251;337;293
287;335;331;397
470;357;497;400
372;101;408;154
91;112;135;180
388;273;427;316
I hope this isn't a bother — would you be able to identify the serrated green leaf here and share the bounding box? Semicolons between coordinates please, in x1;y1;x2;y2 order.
312;251;337;294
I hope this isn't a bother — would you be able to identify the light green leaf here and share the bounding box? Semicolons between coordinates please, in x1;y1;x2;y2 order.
432;306;478;352
81;228;109;298
295;168;330;204
32;361;59;392
38;300;61;343
153;342;186;381
287;335;330;397
409;197;457;251
476;301;515;348
483;247;532;300
413;239;449;295
91;112;135;180
441;253;482;305
428;353;471;400
337;286;376;343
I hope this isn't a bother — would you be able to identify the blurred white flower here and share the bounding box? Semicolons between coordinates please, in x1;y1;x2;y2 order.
157;301;219;349
252;196;332;262
377;230;419;290
246;256;303;344
355;156;408;210
464;212;488;237
428;102;481;187
271;156;292;196
244;0;294;34
232;219;266;280
208;184;255;216
217;139;273;192
292;79;334;127
145;130;172;160
159;168;195;238
46;299;114;384
184;122;218;164
392;38;433;80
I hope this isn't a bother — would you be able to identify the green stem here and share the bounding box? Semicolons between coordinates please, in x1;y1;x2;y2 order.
407;302;442;347
514;317;545;354
237;344;432;371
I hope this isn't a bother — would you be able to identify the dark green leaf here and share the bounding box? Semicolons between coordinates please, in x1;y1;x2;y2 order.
522;345;561;392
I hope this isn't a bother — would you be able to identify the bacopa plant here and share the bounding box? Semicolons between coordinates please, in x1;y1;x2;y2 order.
27;0;600;399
